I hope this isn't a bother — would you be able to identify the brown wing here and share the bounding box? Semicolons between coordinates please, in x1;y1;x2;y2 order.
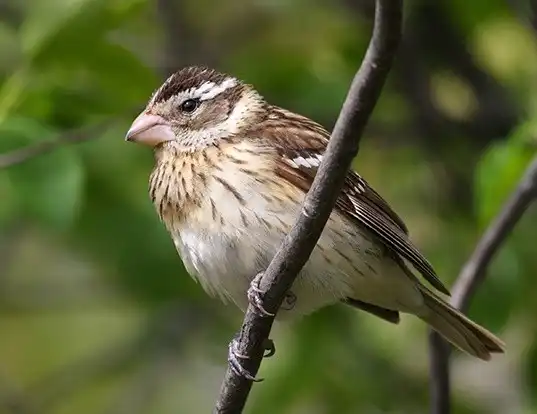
251;107;450;295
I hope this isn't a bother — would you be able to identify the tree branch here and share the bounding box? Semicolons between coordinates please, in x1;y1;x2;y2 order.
452;156;537;310
213;0;403;412
0;119;114;169
429;155;537;414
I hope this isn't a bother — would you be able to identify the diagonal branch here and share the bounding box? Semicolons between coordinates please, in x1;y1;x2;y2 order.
213;0;403;412
429;155;537;414
452;156;537;310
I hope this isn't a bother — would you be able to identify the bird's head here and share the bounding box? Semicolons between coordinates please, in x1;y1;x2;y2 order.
125;66;265;151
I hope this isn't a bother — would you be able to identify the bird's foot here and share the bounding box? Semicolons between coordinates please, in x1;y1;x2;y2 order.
281;291;297;311
247;272;274;317
228;336;275;382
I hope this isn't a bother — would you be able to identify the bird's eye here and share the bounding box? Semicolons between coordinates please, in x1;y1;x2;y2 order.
180;99;199;113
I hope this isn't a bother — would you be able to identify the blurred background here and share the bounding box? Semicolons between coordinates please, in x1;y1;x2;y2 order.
0;0;536;412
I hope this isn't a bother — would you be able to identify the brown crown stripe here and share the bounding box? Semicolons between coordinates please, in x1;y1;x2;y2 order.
153;66;230;104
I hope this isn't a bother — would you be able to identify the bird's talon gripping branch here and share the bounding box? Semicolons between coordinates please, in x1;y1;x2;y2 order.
247;272;275;317
263;338;276;358
228;337;263;382
281;291;297;311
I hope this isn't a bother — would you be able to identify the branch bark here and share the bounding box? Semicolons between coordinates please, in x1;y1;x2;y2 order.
429;155;537;414
213;0;403;412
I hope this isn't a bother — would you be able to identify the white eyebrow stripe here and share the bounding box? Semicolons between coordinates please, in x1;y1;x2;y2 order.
196;78;238;101
195;81;216;95
149;75;238;108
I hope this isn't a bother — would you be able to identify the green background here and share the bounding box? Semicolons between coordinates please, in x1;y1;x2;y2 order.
0;0;536;412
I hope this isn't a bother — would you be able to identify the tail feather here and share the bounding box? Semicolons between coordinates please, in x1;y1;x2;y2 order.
418;286;505;360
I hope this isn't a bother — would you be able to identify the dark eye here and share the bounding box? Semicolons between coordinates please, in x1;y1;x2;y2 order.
180;99;199;113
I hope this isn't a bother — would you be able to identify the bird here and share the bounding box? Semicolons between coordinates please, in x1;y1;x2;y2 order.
125;65;504;378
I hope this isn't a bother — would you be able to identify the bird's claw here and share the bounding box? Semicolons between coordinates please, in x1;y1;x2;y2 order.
263;338;276;358
281;291;297;311
228;337;261;382
228;337;276;382
247;272;275;317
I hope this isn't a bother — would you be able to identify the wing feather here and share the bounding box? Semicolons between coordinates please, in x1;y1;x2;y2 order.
248;107;450;295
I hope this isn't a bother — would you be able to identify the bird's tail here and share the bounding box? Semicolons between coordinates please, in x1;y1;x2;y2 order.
417;285;505;360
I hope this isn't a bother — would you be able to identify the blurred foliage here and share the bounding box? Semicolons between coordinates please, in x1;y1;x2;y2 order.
0;0;536;413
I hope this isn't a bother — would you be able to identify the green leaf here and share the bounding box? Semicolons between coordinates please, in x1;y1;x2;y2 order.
0;0;151;121
20;0;95;58
20;0;145;62
0;117;84;229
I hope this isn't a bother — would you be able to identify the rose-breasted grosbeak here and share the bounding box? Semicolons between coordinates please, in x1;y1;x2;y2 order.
126;66;504;363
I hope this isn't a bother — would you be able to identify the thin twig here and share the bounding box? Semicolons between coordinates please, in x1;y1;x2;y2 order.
452;157;537;310
0;119;115;169
429;155;537;414
213;1;403;412
428;327;452;414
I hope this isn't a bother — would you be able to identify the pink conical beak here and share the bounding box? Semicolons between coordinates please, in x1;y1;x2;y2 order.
125;113;175;146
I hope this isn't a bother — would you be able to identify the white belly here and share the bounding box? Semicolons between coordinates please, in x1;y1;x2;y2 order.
173;210;384;318
165;144;422;318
